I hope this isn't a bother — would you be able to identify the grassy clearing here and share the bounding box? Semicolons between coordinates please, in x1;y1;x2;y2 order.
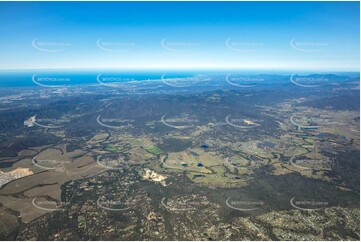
144;146;163;156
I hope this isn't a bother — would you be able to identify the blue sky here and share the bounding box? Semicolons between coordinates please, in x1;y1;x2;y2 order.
0;1;359;71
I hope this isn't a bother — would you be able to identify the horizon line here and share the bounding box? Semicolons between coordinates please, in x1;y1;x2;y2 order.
0;67;360;73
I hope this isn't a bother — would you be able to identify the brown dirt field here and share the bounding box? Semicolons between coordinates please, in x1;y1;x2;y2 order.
0;208;18;236
0;171;55;195
0;196;48;223
24;184;61;201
